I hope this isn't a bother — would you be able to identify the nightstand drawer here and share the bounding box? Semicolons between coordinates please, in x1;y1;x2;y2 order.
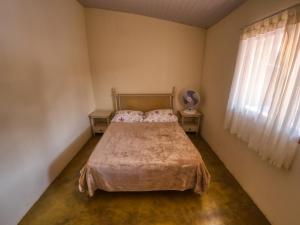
182;124;198;132
93;123;108;133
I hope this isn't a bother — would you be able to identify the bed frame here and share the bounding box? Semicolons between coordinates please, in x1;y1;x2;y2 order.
112;87;175;112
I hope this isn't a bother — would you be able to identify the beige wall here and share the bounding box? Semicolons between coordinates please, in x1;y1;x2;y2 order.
0;1;94;225
201;0;300;225
85;9;206;110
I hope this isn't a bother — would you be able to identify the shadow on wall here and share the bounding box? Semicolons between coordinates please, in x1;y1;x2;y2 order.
48;127;91;182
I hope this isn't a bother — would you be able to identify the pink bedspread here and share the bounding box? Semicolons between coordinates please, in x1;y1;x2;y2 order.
79;122;210;196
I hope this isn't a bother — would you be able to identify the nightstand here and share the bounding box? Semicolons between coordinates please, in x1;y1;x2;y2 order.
178;110;203;135
89;110;112;136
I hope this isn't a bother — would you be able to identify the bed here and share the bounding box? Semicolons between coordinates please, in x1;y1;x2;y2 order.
79;88;210;196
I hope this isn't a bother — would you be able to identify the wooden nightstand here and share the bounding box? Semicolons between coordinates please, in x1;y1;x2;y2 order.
89;110;112;136
178;110;203;135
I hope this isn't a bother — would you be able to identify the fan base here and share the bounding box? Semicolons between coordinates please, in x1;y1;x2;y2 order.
183;108;197;115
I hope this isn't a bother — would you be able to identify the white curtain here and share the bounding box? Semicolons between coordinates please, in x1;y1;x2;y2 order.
225;6;300;169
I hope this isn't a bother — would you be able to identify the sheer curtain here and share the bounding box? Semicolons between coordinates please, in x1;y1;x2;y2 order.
225;5;300;169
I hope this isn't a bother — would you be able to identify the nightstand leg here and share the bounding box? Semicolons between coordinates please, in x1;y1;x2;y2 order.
197;116;201;136
90;118;95;136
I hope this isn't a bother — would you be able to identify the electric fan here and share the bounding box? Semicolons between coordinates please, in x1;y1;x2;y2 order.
181;89;200;114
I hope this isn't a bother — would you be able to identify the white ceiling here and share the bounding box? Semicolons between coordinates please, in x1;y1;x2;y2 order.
78;0;246;28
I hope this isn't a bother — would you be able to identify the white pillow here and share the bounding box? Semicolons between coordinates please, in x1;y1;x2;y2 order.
144;109;178;122
111;110;144;122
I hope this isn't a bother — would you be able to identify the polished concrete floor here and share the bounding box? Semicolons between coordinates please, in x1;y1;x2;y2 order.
19;134;270;225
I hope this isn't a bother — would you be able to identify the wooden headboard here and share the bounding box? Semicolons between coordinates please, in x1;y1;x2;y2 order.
112;87;175;112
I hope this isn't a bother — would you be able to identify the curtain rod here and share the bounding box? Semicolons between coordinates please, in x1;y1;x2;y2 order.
242;3;300;30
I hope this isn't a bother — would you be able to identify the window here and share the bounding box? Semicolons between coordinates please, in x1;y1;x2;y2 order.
225;6;300;169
